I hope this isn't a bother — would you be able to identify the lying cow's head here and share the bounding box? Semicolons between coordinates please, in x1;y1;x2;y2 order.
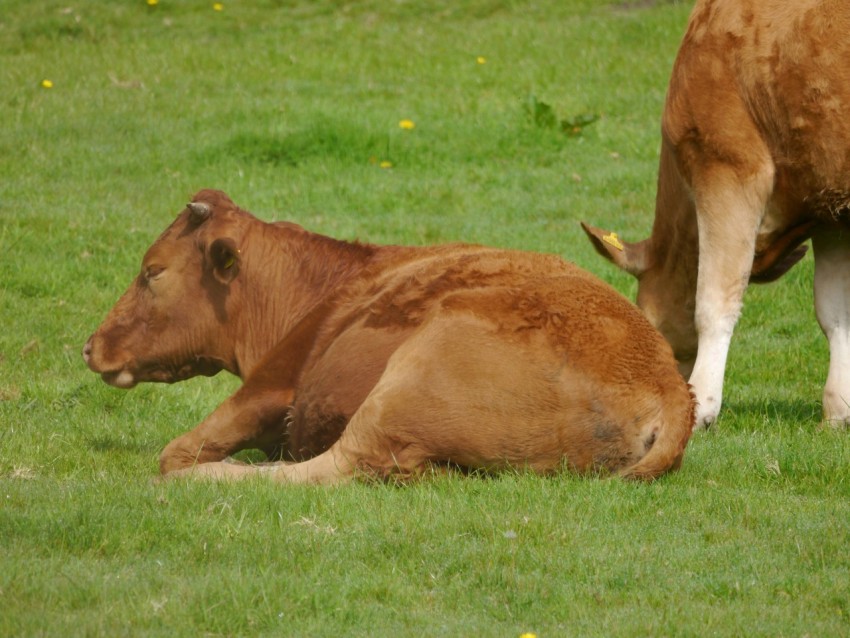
83;190;248;388
580;222;699;376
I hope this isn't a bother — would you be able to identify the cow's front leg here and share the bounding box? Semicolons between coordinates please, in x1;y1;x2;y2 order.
159;387;293;474
160;306;330;473
688;168;771;428
813;229;850;427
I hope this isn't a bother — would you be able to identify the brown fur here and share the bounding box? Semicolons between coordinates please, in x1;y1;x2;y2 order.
583;0;850;427
84;190;694;483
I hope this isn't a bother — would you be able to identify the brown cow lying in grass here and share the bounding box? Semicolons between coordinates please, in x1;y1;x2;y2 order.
83;190;694;483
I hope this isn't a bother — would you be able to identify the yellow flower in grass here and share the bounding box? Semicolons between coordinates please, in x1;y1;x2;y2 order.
476;56;487;64
213;2;224;10
147;0;158;6
379;161;393;169
41;79;54;89
519;634;537;638
399;119;415;130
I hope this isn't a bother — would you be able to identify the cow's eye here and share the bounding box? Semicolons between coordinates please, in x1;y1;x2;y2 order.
144;265;165;281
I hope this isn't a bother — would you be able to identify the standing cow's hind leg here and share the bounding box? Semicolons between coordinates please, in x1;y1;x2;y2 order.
688;165;773;428
813;230;850;427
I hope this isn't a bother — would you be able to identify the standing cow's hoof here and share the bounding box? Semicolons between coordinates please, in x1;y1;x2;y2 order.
821;416;850;430
693;403;718;430
822;391;850;429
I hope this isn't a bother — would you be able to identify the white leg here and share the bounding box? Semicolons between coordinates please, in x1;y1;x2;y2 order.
813;230;850;426
687;171;771;428
688;326;736;429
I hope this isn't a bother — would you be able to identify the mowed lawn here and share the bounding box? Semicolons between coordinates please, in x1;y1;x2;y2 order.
1;1;848;636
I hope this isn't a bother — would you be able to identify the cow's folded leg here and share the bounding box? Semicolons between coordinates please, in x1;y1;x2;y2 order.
166;443;355;484
159;388;293;474
165;459;281;481
165;367;414;484
258;445;355;484
688;167;772;428
813;229;850;427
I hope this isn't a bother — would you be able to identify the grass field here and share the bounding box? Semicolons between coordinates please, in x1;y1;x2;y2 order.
2;1;849;636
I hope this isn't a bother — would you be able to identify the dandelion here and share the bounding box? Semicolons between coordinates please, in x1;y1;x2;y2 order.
213;2;224;10
519;634;537;638
41;79;53;89
379;161;393;169
398;119;415;130
147;0;158;6
476;56;487;64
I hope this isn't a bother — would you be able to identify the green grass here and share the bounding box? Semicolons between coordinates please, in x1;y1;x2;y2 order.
1;1;848;636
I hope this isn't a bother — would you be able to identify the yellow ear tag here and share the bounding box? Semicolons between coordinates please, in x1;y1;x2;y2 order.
602;232;624;251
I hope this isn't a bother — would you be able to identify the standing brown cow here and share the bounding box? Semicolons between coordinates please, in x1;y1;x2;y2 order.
584;0;850;428
84;189;693;483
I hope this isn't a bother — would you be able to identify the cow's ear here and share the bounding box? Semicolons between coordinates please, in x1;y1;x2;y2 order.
580;222;650;277
208;237;240;284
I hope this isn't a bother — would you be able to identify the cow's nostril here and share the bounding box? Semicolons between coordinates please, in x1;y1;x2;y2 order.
82;340;93;363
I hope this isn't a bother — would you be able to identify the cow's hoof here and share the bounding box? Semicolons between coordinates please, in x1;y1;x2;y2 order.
693;407;717;430
821;416;850;430
822;396;850;429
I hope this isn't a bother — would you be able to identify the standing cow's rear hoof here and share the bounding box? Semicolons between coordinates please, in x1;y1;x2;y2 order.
822;393;850;429
693;403;718;430
694;415;715;430
820;415;850;430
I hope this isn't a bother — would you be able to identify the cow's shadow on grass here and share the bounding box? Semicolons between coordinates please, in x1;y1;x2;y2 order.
719;397;822;428
87;436;161;455
83;401;823;457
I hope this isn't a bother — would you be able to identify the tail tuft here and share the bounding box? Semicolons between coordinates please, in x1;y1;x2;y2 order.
619;386;695;481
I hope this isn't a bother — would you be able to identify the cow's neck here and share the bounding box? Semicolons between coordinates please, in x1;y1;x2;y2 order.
231;225;378;379
649;139;699;301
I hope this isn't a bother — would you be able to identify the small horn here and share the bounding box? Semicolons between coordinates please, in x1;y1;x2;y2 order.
187;201;211;223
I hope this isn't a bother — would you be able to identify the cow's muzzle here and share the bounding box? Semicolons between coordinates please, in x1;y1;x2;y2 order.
82;339;93;364
99;369;138;389
82;336;138;388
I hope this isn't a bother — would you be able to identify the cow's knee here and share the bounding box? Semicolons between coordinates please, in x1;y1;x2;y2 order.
159;441;197;474
159;435;226;474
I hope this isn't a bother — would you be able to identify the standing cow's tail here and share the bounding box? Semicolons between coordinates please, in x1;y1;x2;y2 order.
618;386;696;481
